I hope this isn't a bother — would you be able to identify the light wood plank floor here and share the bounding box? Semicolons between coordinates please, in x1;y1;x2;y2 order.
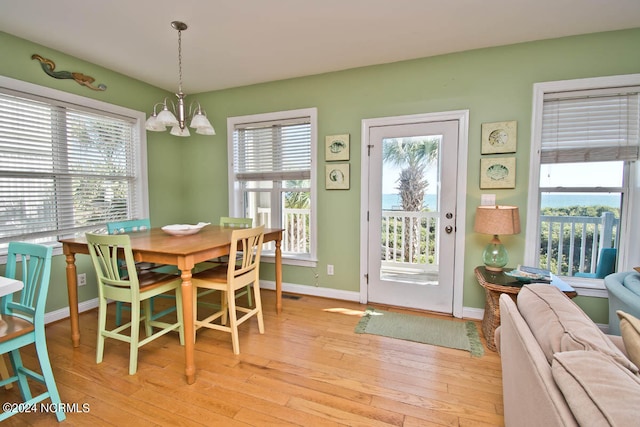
1;290;504;426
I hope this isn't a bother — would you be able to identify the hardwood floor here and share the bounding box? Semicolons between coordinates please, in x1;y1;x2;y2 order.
1;291;504;426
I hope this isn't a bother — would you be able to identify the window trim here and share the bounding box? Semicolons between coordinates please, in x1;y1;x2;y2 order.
0;75;150;258
227;107;318;267
526;74;640;295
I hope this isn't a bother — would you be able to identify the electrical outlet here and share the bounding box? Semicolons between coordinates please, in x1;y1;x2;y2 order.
77;273;87;287
327;264;334;275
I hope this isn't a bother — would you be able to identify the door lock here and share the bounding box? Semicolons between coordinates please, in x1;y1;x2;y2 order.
445;225;453;234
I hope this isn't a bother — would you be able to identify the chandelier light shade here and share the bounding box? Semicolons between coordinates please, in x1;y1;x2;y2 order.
474;205;521;272
145;21;215;137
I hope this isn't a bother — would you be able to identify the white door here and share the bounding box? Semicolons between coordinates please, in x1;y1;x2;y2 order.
364;118;460;313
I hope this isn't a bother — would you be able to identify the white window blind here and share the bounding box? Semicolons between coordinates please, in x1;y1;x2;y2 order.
541;88;640;163
0;90;139;244
233;117;311;181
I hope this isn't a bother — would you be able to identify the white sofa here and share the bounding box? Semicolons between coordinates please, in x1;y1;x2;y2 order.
495;284;640;426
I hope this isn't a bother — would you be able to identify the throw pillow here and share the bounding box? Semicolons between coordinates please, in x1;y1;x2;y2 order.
552;350;640;427
617;310;640;368
517;284;638;373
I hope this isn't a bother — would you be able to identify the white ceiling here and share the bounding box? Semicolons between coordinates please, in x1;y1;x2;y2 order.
1;1;639;94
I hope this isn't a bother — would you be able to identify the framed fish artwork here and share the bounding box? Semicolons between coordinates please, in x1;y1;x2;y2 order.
481;121;517;154
325;134;350;161
480;157;516;189
325;164;350;190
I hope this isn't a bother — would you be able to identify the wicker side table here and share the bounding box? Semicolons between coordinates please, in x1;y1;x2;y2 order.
474;266;577;352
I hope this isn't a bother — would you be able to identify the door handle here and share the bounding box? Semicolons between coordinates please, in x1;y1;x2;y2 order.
445;225;453;234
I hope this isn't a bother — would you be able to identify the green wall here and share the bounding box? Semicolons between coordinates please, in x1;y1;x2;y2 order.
2;28;639;322
0;32;177;312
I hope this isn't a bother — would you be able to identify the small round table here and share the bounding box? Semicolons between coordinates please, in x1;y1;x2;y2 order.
474;266;577;352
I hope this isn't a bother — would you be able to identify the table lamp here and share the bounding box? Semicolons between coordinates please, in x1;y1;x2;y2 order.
474;205;521;272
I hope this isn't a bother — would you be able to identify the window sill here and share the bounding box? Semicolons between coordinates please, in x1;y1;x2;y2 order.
562;276;608;298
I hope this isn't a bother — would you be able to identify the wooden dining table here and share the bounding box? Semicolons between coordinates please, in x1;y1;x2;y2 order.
59;225;283;384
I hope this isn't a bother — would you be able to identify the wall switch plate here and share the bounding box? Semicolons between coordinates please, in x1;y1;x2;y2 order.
480;194;496;206
327;264;334;275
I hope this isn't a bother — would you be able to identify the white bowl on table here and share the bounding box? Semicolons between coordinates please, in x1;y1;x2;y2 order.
161;222;210;236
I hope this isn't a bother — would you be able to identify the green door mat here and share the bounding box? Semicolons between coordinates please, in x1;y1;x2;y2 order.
355;307;484;357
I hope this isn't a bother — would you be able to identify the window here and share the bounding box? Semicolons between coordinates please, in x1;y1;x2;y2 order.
526;74;640;293
0;77;148;255
228;108;317;265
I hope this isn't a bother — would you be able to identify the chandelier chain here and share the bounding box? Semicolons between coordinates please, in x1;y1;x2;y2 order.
177;28;183;93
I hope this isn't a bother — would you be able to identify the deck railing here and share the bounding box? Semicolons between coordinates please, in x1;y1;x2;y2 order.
539;211;618;276
379;210;618;276
258;208;618;276
257;208;310;254
381;210;439;273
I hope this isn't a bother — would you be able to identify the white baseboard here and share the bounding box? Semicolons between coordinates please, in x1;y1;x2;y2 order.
45;297;99;324
259;280;361;302
44;281;488;324
462;307;484;320
259;280;485;319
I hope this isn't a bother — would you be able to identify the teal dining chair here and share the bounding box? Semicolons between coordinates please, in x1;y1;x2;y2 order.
107;219;179;326
86;233;185;375
0;242;65;422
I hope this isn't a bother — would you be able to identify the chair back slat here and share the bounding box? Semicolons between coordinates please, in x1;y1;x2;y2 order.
2;242;53;324
228;226;264;283
86;233;140;292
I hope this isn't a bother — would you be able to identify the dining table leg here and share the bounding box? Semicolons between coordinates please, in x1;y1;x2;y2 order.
275;237;282;314
180;268;195;384
64;251;81;347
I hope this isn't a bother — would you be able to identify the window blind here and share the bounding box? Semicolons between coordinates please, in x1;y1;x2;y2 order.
0;91;139;243
541;88;640;164
233;117;311;181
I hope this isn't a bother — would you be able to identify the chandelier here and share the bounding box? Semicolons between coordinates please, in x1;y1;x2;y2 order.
145;21;215;137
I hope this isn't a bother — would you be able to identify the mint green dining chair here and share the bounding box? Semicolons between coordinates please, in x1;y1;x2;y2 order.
0;242;65;422
107;219;179;326
86;233;185;375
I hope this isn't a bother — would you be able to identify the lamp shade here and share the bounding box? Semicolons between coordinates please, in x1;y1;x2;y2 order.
170;125;190;137
157;108;179;127
474;205;521;236
145;115;166;132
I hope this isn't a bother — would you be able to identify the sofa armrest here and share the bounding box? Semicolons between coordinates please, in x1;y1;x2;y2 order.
498;294;578;427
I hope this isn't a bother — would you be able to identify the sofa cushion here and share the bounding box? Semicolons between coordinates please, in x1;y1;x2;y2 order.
517;284;638;373
552;350;640;427
617;310;640;368
622;272;640;297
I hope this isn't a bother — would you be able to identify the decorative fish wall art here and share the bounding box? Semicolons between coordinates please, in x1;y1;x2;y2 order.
32;54;107;91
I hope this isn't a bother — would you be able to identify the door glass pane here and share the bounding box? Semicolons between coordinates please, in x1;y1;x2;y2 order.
380;136;441;285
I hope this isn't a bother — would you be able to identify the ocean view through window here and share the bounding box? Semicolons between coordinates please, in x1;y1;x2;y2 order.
381;193;620;211
525;75;640;283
